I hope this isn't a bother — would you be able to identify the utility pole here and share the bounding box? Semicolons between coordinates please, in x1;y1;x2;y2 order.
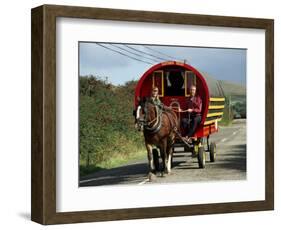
229;95;231;121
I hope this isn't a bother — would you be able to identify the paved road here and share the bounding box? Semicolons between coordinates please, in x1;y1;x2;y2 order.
80;119;246;187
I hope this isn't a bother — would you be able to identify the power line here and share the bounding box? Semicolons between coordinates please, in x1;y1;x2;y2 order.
142;45;177;60
124;44;167;62
97;43;190;65
110;44;160;63
142;45;186;62
96;43;153;65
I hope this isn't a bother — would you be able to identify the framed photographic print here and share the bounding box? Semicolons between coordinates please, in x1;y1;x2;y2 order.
31;4;274;225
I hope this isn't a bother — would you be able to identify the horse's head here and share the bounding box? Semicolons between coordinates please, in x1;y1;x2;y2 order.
135;98;158;131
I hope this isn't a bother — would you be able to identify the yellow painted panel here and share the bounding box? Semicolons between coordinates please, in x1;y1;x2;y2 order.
207;112;223;118
208;105;225;109
152;70;164;97
204;117;222;125
204;120;216;125
210;97;225;102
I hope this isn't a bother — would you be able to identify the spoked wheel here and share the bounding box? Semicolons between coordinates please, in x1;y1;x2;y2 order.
209;142;216;162
197;146;206;168
152;148;160;172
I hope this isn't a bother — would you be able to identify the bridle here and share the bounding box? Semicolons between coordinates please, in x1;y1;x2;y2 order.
136;102;162;133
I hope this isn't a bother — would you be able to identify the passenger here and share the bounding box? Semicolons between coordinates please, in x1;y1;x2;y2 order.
148;87;171;111
182;85;202;142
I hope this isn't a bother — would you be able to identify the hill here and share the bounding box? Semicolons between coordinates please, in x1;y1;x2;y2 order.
201;71;246;97
201;72;246;119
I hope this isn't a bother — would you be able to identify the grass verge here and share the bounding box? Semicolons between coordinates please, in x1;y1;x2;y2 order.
80;149;146;177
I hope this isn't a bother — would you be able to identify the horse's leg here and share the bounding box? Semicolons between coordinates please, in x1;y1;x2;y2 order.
159;145;165;176
166;137;174;174
159;139;169;175
166;145;173;174
145;143;156;177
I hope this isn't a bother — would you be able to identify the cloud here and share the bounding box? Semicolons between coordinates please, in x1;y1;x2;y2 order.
79;42;246;85
79;42;130;71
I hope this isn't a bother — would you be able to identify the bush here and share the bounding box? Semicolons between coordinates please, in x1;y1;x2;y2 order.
79;76;144;174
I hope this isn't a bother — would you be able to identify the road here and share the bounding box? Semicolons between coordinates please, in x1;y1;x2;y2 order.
80;119;246;187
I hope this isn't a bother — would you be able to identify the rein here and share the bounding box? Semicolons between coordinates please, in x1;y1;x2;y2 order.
171;107;191;113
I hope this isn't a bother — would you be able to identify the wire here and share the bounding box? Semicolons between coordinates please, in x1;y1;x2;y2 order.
142;45;187;62
97;43;189;65
123;44;167;62
110;44;160;63
96;43;153;65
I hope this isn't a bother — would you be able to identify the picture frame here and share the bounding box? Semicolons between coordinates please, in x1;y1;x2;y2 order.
31;4;274;225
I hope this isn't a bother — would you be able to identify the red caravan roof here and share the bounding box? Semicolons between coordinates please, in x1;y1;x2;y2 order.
134;61;210;128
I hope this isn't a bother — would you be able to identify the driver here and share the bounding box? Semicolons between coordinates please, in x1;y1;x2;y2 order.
182;85;202;141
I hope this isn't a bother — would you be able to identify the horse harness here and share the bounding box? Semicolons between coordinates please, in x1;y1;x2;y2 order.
142;102;177;135
141;103;162;134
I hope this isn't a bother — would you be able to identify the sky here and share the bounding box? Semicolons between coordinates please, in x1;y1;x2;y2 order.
79;42;246;86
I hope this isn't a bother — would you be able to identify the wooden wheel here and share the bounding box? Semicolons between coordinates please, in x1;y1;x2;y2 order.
209;142;216;162
197;146;206;168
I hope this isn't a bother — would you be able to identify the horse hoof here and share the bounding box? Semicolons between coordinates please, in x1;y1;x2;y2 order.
155;171;161;177
148;172;156;181
160;172;165;177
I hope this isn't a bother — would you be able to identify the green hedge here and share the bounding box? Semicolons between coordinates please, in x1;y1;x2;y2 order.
79;76;144;175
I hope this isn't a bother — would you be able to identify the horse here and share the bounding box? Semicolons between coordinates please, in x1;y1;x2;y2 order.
135;99;179;180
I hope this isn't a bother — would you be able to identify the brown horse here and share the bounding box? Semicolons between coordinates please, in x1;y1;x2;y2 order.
136;99;179;179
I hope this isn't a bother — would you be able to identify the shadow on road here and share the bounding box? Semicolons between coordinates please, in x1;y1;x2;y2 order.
80;162;149;186
80;144;247;186
216;144;246;171
80;158;188;187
